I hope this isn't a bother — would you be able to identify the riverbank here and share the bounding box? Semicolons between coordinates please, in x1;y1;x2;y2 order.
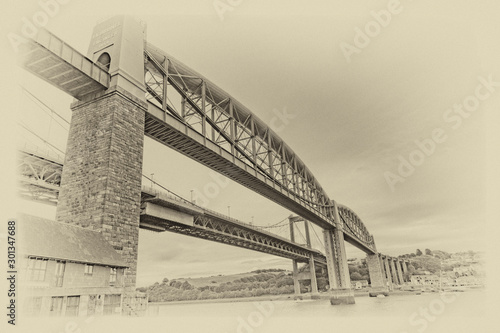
150;288;434;307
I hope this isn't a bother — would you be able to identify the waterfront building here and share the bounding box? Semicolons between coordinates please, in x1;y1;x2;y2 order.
18;215;144;316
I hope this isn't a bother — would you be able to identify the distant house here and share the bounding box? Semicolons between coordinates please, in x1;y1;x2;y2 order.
352;280;369;289
19;215;130;317
410;275;439;286
453;276;484;287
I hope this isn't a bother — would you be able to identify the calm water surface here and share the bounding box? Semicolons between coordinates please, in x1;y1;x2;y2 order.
151;289;490;333
21;289;494;333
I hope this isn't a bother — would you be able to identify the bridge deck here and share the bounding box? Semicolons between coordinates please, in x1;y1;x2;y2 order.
17;29;109;100
140;187;327;266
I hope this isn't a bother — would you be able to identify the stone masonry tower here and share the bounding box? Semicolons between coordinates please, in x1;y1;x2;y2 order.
56;16;147;292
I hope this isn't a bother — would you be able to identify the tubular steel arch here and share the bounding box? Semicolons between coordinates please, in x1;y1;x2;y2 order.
337;205;374;251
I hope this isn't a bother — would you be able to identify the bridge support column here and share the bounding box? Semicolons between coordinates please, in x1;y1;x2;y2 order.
379;255;388;288
402;260;409;282
390;259;400;286
308;253;319;297
56;16;147;314
289;217;302;299
324;201;354;305
56;87;146;289
383;257;394;291
304;220;319;298
292;259;301;299
290;217;319;299
366;253;389;297
396;260;405;285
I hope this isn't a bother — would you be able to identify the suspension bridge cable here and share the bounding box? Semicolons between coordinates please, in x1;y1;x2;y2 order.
260;217;289;229
268;223;284;238
17;122;66;156
141;174;191;204
294;224;307;245
311;224;324;248
21;86;70;127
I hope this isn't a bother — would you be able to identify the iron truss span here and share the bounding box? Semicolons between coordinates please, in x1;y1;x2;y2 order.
143;44;375;253
18;146;64;206
338;205;373;247
140;187;327;267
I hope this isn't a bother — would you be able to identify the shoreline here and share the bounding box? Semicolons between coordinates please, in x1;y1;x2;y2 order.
149;289;434;307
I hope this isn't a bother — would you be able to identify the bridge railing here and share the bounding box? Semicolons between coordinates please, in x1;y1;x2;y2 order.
18;142;65;165
141;178;325;256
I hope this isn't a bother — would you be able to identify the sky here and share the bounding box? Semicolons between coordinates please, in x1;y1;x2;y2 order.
1;0;499;287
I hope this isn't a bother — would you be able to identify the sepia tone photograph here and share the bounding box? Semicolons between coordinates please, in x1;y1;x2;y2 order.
1;1;499;332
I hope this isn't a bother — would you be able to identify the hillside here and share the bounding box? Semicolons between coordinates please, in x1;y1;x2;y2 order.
172;271;280;288
139;250;482;302
138;269;303;302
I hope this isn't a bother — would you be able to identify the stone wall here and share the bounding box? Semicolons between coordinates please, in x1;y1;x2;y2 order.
56;86;147;289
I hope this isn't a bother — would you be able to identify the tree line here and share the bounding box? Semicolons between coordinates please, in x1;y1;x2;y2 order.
139;270;299;302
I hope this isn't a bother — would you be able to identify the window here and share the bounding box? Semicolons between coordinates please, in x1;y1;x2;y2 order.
50;296;63;316
109;268;117;286
65;296;80;317
97;52;111;71
26;257;48;281
103;294;121;315
55;261;66;287
84;264;94;276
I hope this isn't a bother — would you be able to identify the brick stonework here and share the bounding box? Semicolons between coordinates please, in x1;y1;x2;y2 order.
396;260;405;284
384;257;394;286
56;86;146;290
390;259;399;285
366;254;385;289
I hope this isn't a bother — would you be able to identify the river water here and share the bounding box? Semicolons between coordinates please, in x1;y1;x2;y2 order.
19;289;495;333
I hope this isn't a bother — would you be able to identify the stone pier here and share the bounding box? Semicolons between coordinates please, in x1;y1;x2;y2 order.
56;16;147;308
396;260;405;285
390;258;399;285
402;260;409;282
366;253;389;297
383;256;394;290
325;201;355;305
